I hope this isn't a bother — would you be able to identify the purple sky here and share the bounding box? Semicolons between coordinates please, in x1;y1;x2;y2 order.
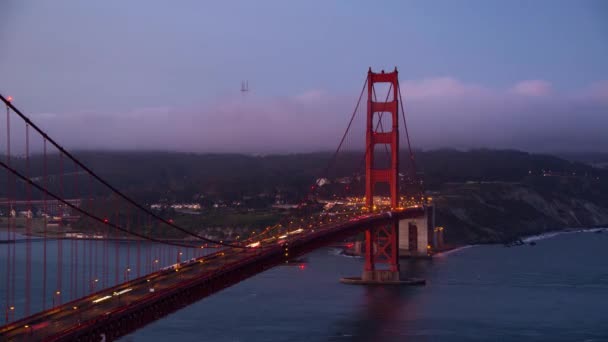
1;1;607;153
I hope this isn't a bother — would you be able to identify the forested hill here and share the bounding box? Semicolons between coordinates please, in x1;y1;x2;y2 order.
3;149;606;201
62;149;608;197
3;149;607;244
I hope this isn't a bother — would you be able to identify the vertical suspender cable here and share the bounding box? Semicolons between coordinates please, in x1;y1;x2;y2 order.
25;123;32;316
42;139;48;310
88;174;94;294
57;153;64;306
10;115;15;321
137;213;141;278
126;206;131;281
74;160;80;299
5;100;12;322
114;199;119;285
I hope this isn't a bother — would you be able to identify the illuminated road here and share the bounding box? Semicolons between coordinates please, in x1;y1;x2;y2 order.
1;246;250;341
0;207;423;341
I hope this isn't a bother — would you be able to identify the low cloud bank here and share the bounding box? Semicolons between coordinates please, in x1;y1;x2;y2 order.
23;77;608;154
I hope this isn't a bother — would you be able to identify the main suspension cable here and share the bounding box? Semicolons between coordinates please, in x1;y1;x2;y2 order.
0;158;213;249
0;94;246;249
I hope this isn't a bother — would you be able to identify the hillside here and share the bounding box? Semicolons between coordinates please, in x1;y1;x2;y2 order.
2;149;607;244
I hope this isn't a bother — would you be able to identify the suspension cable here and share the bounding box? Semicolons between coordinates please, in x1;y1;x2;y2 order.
317;78;368;182
397;81;420;194
0;94;246;249
0;149;223;250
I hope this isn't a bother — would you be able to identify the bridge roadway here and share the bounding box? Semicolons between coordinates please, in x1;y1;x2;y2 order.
0;207;424;342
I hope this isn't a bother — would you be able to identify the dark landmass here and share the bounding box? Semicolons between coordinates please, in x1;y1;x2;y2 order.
558;151;608;170
1;149;607;245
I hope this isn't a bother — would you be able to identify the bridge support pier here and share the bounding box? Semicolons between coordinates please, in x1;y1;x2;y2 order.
362;219;400;281
361;269;400;282
341;220;424;286
398;204;435;258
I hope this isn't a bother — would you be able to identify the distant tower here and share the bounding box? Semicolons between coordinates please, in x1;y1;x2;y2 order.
241;80;249;93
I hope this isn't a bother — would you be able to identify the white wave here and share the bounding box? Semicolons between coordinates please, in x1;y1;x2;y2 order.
328;248;363;259
340;253;362;259
329;247;362;259
434;245;476;257
523;227;607;243
327;247;343;256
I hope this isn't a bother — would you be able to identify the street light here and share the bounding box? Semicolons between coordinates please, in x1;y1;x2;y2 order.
124;267;131;282
72;306;82;325
5;305;15;323
90;278;99;293
53;290;61;307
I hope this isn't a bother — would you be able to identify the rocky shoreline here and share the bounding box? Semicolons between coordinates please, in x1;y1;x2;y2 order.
433;180;608;246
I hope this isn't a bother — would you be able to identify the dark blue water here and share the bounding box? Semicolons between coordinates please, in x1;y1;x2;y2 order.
121;229;608;341
1;230;606;341
0;234;198;320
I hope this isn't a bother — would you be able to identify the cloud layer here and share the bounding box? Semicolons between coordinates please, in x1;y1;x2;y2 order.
15;77;608;154
510;80;553;96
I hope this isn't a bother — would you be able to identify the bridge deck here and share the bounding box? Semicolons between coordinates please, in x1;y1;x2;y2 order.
0;208;424;342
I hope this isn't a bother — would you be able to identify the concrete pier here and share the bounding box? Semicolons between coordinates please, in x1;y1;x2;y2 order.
399;205;435;257
340;275;425;286
340;206;434;285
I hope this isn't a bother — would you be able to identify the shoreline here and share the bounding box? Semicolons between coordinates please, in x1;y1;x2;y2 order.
432;226;607;257
521;226;607;243
337;226;608;258
0;231;226;245
2;226;606;248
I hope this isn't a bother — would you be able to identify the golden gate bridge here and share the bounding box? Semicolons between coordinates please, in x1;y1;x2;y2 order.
0;68;434;341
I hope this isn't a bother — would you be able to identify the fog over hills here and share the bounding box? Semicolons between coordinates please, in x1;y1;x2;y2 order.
6;79;606;155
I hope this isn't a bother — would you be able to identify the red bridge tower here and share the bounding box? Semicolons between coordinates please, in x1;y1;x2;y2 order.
363;68;400;282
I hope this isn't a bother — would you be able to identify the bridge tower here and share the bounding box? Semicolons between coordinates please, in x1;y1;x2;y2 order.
363;68;400;282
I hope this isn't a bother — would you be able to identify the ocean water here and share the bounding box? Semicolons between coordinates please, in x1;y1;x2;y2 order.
1;229;607;341
0;236;200;321
122;229;608;341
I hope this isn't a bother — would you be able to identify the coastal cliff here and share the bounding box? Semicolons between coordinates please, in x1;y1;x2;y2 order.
435;178;608;245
